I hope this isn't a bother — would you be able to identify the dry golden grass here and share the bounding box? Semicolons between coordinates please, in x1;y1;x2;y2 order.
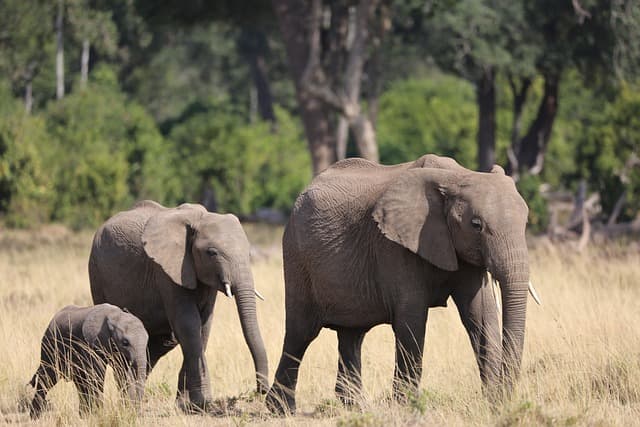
0;224;639;426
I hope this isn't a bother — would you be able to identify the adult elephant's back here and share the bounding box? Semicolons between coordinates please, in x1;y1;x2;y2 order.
89;201;167;330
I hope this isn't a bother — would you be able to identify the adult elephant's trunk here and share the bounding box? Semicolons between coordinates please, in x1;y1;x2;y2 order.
233;268;269;394
490;235;529;393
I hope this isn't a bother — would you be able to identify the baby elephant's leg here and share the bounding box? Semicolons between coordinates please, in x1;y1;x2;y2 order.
73;358;107;416
29;364;58;419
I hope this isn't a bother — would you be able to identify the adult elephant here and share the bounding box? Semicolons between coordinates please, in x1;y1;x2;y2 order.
267;154;538;413
89;200;268;412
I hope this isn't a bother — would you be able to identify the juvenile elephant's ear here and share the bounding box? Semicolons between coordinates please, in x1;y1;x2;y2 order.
372;169;459;271
142;205;206;289
82;305;116;350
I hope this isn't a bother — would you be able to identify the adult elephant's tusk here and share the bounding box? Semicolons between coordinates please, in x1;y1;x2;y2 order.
486;271;501;314
225;282;233;298
254;289;265;301
528;281;542;305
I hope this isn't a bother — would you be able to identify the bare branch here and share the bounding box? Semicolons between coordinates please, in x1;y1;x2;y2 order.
572;0;592;24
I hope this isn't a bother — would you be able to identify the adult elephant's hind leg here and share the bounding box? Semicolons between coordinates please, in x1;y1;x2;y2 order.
335;327;367;406
392;310;428;401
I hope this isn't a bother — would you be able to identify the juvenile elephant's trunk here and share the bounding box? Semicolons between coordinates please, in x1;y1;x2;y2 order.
233;268;269;394
490;235;529;394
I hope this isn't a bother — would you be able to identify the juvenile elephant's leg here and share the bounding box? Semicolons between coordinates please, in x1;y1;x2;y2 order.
335;327;367;406
451;269;501;394
29;363;58;419
266;316;321;415
392;310;428;401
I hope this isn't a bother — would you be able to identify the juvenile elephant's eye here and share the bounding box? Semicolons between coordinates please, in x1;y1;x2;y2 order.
206;247;218;257
121;338;130;347
471;217;483;231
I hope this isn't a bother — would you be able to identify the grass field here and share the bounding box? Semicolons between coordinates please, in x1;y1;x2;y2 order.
0;224;639;426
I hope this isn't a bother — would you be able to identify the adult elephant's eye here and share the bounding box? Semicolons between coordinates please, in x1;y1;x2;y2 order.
471;217;483;232
121;338;130;347
206;247;218;257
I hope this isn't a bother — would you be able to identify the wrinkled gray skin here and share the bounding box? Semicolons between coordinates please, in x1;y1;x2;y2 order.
266;154;530;414
89;201;268;412
29;303;148;418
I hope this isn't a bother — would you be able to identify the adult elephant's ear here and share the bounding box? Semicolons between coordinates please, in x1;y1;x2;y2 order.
372;169;459;271
142;205;206;289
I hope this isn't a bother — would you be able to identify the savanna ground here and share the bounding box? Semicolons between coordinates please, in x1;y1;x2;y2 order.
0;224;639;426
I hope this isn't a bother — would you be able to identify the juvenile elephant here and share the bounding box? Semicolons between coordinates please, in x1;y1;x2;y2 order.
267;154;537;413
89;201;268;412
29;304;148;418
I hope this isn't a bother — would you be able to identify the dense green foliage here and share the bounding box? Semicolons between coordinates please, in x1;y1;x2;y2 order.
169;106;310;215
0;85;55;227
377;76;478;168
0;0;638;230
575;84;640;221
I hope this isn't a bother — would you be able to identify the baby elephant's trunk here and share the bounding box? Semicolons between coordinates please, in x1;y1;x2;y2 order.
125;358;147;405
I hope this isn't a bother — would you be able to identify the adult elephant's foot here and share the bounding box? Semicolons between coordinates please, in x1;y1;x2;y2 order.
176;391;216;415
265;385;295;415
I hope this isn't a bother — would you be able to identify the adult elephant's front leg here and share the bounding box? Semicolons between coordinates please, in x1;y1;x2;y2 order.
391;308;428;401
169;303;212;412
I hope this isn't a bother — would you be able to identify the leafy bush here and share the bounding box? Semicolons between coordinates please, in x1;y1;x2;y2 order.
45;66;179;228
516;173;549;234
574;83;640;221
169;105;310;215
0;84;55;227
376;75;478;168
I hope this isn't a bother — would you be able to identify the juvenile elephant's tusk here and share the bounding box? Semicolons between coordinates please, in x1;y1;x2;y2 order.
254;289;265;301
225;283;233;298
528;281;542;305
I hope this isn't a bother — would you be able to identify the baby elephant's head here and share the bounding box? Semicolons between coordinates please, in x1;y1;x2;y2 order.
82;304;149;403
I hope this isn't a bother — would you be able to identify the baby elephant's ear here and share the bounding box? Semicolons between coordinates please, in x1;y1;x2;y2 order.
82;306;116;350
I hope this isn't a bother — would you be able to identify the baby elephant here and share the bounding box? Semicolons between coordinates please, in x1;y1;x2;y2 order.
28;303;149;418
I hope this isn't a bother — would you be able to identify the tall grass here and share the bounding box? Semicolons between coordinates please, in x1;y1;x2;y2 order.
0;225;638;425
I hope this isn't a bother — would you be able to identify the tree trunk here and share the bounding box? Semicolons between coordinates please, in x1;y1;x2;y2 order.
342;0;379;162
506;76;532;178
272;0;337;174
477;68;496;172
80;39;90;89
56;0;65;100
351;114;378;161
515;73;560;175
24;81;33;114
239;29;276;123
336;116;349;161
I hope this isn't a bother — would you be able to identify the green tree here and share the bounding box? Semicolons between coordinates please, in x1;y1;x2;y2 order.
0;0;55;112
169;105;310;215
0;83;56;226
46;66;179;228
376;75;477;168
575;83;640;222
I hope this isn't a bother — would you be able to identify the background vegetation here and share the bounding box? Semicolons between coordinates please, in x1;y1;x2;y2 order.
0;0;638;231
